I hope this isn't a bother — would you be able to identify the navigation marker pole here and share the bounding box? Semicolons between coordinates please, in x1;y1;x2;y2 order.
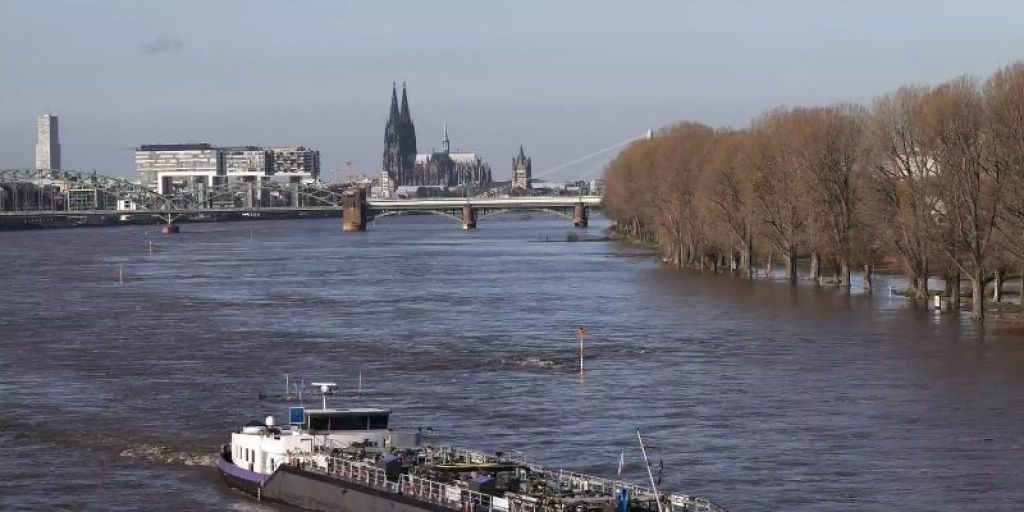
576;326;586;374
637;429;665;512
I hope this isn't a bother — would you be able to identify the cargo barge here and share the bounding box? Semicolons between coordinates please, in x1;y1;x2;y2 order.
218;382;728;512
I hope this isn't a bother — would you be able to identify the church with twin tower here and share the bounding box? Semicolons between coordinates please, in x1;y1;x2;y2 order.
382;83;492;195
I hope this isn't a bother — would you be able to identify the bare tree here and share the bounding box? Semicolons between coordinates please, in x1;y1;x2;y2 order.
801;104;869;288
985;61;1024;307
703;129;758;277
869;87;941;299
601;60;1024;321
751;108;809;283
927;76;1005;320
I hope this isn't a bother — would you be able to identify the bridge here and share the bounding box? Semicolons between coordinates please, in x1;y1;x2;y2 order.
0;169;601;233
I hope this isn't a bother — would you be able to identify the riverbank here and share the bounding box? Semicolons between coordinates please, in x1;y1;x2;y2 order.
608;223;1024;320
0;210;339;231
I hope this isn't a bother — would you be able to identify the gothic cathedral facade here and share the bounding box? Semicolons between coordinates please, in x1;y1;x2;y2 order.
382;84;492;194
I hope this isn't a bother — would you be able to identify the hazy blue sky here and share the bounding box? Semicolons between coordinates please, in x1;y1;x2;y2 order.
2;0;1023;180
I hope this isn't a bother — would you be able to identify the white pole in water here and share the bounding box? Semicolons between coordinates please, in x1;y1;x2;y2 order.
358;372;363;397
576;327;586;374
148;240;153;254
579;337;584;373
637;429;665;512
117;265;124;285
285;374;290;399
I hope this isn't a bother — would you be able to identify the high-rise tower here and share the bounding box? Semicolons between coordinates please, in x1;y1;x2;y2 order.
35;114;61;170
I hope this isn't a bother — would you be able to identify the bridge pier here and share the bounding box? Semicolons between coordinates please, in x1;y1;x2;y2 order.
159;214;180;234
342;187;368;232
573;203;589;228
461;205;477;230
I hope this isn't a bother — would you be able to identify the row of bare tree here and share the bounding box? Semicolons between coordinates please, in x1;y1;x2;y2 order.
603;61;1024;320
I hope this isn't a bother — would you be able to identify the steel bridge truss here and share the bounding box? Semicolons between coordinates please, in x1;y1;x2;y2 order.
0;169;349;214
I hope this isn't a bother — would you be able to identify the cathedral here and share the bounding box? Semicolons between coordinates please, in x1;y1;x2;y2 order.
382;84;492;195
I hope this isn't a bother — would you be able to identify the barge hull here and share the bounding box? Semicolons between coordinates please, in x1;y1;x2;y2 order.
262;466;450;512
216;455;268;496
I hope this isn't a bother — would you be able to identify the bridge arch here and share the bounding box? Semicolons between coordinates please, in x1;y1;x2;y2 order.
372;209;463;223
476;208;576;222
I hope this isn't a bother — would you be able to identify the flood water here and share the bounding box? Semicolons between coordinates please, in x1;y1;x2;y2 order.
1;215;1022;512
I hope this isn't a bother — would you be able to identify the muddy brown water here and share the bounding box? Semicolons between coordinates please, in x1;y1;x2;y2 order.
1;215;1022;511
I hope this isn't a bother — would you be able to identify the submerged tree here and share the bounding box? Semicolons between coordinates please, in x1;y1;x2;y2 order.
927;76;1005;320
600;59;1024;320
868;87;940;300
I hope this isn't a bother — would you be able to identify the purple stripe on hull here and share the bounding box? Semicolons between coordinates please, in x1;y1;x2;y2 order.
218;454;269;485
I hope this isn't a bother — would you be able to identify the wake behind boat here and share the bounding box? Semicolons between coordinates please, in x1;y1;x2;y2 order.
217;381;728;512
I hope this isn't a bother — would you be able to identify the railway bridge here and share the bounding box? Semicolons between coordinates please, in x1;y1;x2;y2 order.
0;169;600;233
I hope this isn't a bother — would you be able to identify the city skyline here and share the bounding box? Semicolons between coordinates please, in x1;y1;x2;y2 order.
3;1;1024;179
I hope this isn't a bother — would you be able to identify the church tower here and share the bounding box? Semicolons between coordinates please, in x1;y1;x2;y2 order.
512;146;532;192
383;82;420;186
383;83;404;185
399;83;417;161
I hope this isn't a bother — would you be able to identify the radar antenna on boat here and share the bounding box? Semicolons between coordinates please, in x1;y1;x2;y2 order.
310;382;338;410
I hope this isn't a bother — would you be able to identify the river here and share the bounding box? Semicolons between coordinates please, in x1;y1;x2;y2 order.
0;215;1021;511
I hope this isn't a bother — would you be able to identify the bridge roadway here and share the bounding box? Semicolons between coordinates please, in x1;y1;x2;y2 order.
368;196;601;209
0;195;602;232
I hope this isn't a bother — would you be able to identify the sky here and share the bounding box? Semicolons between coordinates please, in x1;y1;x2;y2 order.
2;0;1023;181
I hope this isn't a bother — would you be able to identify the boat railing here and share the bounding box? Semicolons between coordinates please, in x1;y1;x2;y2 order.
286;447;727;512
401;473;524;512
294;452;513;512
423;445;730;512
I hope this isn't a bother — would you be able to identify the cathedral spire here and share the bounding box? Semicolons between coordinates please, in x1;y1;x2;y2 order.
400;82;411;123
388;82;400;123
442;122;450;153
399;82;417;157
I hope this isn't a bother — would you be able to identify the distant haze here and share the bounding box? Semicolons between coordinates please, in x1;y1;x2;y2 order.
2;0;1023;180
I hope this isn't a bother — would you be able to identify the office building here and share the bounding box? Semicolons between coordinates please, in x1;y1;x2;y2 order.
35;114;61;170
135;143;224;195
270;146;320;182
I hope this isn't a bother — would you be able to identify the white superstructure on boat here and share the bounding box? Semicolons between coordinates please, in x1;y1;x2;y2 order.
229;406;422;476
